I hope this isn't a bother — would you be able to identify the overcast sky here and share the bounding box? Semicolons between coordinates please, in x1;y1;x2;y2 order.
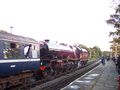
0;0;115;51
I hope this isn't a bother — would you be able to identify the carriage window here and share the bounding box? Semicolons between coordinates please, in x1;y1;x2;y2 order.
24;44;38;58
3;42;10;59
3;42;20;59
24;45;29;56
32;45;38;58
10;43;16;48
24;44;31;58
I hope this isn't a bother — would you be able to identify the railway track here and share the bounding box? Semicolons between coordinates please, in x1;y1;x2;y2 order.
13;60;100;90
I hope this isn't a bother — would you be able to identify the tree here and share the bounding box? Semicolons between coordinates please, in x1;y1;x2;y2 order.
106;4;120;43
89;46;102;60
102;51;110;57
107;2;120;55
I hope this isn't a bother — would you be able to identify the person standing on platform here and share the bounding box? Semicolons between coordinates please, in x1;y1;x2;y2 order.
116;55;120;90
101;56;105;65
112;56;116;63
116;55;120;75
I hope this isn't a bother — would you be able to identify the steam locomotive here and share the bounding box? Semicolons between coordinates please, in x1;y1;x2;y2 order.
0;30;89;89
39;40;89;75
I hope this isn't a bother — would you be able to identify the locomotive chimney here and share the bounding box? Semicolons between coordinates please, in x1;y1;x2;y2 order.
44;39;50;43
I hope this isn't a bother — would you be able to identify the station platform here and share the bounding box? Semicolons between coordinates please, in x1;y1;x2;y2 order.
61;60;118;90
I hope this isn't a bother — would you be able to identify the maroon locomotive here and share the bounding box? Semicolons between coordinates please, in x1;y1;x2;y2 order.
39;40;89;76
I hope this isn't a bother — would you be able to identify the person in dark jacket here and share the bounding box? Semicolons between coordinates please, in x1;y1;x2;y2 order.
101;56;105;65
116;55;120;75
112;56;116;63
106;56;110;61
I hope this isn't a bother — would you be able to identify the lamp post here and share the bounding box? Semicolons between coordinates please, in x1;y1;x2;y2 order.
10;26;13;34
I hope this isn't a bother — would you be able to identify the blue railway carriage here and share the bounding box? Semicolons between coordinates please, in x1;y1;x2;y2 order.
0;30;40;76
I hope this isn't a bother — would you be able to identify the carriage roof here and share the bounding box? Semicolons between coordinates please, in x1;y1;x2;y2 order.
0;30;38;44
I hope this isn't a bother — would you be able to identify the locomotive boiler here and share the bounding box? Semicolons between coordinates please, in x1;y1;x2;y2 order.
39;40;89;75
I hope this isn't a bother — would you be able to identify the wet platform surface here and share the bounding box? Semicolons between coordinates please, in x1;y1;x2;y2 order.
61;60;118;90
